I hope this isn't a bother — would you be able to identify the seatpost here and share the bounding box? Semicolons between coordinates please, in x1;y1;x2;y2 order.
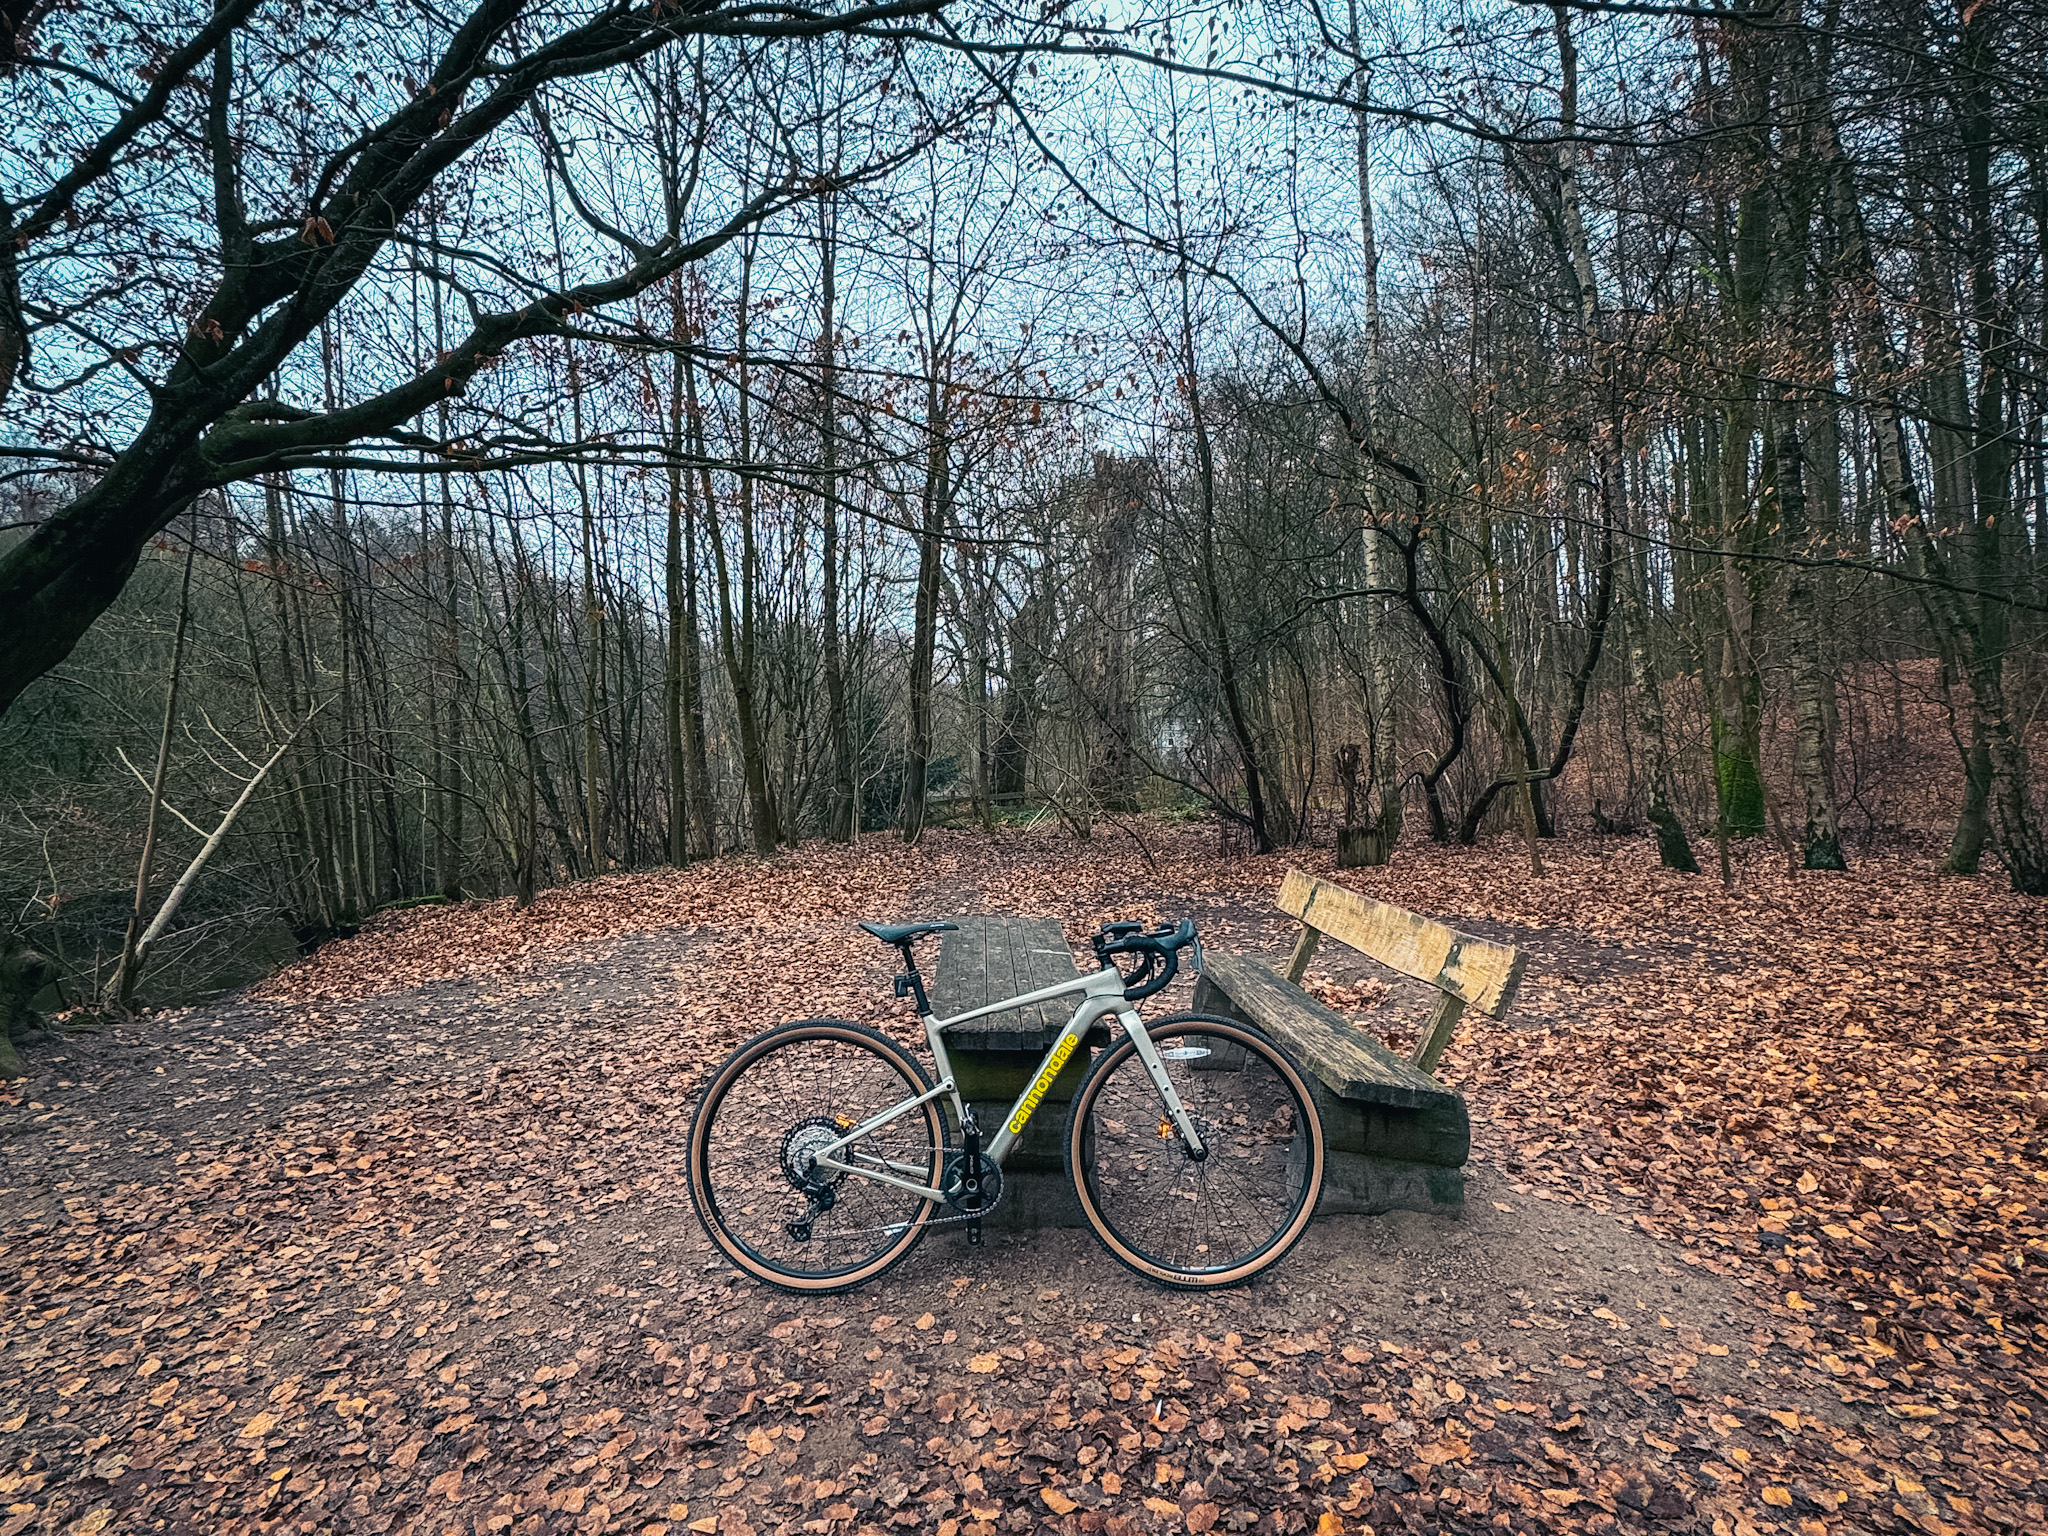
891;943;932;1014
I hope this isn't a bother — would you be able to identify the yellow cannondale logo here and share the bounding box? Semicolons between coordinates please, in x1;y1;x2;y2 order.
1006;1034;1079;1135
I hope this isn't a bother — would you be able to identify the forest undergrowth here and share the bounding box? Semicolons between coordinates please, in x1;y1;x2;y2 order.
0;825;2042;1536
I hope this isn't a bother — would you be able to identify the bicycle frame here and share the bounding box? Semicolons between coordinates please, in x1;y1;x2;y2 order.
809;962;1206;1203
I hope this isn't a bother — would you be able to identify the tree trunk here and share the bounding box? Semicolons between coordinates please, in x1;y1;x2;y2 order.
689;286;781;855
1348;4;1402;855
573;357;606;876
663;349;692;866
680;465;716;859
659;282;712;865
1945;728;1992;875
1175;263;1273;853
432;268;465;901
817;193;857;844
112;532;197;1009
899;396;947;844
126;718;316;984
1627;548;1700;874
1778;426;1847;869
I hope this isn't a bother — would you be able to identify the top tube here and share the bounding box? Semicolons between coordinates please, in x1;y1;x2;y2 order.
927;965;1124;1032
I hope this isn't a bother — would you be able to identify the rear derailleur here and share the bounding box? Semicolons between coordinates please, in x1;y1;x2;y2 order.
783;1116;844;1243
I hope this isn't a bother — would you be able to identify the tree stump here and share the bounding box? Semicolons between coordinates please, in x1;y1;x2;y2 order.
0;942;60;1079
1337;826;1390;868
1334;744;1392;867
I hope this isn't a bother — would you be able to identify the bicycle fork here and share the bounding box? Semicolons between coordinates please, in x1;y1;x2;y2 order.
1115;1009;1210;1161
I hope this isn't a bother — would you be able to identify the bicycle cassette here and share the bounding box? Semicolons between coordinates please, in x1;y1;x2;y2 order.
781;1115;846;1198
940;1150;1003;1216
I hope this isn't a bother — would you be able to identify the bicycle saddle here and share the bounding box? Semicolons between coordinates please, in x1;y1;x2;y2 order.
859;921;959;946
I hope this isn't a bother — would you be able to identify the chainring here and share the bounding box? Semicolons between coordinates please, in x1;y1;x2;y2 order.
940;1150;1004;1216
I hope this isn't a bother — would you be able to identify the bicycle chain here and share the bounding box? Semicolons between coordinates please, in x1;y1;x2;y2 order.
788;1208;985;1245
786;1145;1000;1245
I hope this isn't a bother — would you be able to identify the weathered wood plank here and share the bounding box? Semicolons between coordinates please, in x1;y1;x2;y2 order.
1275;868;1525;1018
1282;924;1321;985
929;916;1081;1052
1411;992;1467;1076
1194;954;1462;1113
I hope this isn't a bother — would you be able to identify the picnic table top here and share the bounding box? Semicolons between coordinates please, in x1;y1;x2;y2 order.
930;915;1087;1052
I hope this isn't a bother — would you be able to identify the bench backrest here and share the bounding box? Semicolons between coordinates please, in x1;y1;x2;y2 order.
1277;868;1525;1019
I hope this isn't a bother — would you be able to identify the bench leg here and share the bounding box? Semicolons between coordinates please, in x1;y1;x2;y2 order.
1412;994;1465;1076
1282;924;1322;985
1318;1153;1464;1217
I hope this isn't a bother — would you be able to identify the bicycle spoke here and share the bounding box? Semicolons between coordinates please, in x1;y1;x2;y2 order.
1073;1022;1320;1283
690;1024;939;1290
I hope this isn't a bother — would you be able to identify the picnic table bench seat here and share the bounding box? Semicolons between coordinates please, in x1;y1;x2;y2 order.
1190;868;1526;1217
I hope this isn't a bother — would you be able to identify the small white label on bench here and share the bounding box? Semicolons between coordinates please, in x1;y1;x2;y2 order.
1159;1046;1212;1061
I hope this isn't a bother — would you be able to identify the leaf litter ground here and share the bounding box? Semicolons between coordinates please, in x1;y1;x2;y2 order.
1;828;2043;1536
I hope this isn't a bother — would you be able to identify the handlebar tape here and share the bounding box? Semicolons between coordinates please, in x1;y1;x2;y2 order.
1097;919;1197;1001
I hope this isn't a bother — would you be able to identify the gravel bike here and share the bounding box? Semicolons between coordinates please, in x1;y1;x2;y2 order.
686;918;1326;1293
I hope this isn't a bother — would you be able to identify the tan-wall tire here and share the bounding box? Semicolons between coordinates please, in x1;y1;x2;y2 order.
1065;1014;1325;1289
688;1018;943;1293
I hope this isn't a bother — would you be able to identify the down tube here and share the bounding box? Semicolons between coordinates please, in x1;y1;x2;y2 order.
984;1008;1106;1163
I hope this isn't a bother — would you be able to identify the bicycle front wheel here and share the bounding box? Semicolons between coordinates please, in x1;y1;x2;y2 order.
1066;1013;1324;1288
688;1019;943;1292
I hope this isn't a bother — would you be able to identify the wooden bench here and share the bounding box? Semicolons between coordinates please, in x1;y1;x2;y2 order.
1190;868;1526;1217
929;915;1096;1229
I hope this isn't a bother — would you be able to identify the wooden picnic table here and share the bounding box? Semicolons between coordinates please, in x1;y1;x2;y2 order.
929;915;1090;1053
928;915;1093;1228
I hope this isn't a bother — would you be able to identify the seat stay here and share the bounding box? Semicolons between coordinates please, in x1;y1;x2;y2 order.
813;1078;954;1202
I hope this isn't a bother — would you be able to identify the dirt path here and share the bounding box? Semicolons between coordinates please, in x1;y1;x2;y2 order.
0;830;2039;1536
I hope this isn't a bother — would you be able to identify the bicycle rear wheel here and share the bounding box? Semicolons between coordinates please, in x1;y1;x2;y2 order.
1066;1012;1323;1288
688;1019;943;1292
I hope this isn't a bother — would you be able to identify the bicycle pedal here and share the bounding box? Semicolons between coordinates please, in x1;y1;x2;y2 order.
966;1217;983;1246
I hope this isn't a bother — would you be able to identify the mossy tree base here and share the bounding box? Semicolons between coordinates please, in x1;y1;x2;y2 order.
0;943;61;1080
1650;805;1701;873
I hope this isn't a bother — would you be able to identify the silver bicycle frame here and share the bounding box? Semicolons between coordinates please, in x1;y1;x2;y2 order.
810;962;1207;1202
